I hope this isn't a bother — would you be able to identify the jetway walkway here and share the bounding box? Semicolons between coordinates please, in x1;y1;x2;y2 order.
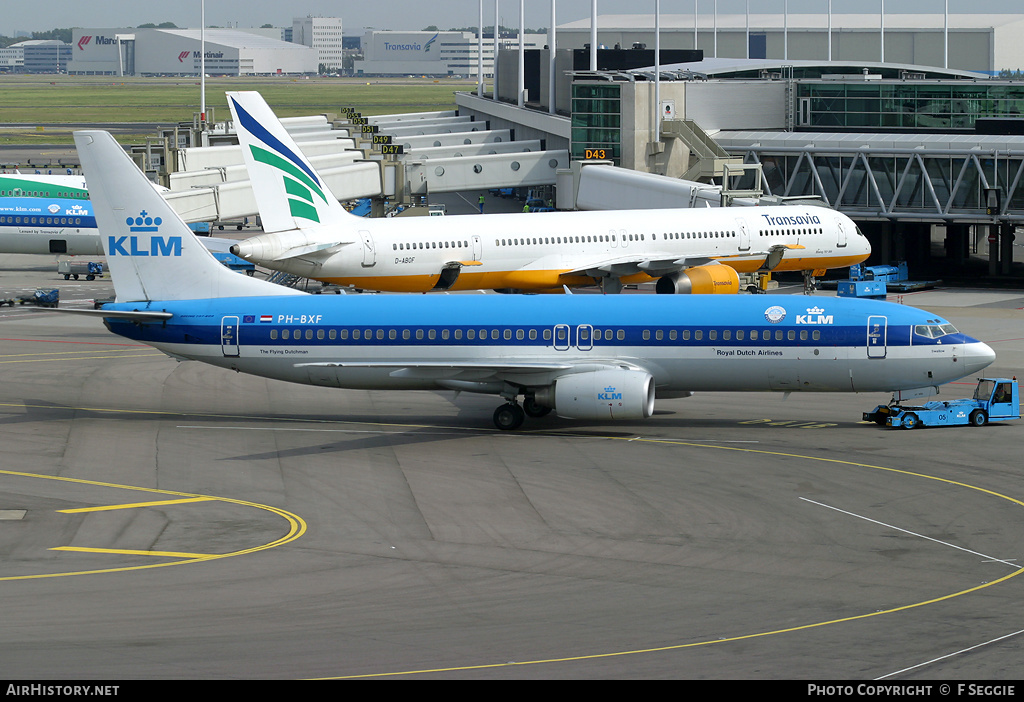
355;111;570;195
161;107;569;222
718;131;1024;224
160;122;377;224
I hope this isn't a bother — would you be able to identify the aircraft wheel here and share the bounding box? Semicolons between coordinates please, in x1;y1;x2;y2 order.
969;409;988;427
523;397;551;418
901;413;919;430
493;403;525;431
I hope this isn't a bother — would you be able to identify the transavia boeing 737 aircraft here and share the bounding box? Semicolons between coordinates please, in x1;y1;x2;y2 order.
70;129;994;430
225;91;871;294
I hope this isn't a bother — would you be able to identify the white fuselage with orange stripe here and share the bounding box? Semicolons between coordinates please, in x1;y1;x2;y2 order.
231;204;870;293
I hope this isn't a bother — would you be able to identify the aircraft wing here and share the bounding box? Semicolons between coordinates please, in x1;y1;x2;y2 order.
560;244;804;278
296;359;640;384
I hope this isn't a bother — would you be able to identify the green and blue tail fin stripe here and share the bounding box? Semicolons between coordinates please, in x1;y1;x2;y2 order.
228;91;353;234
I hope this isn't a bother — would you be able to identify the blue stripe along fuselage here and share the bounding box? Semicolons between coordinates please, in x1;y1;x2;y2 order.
101;293;984;396
103;294;970;349
0;197;96;228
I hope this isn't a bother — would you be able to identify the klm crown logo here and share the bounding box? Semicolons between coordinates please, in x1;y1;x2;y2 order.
108;210;181;257
127;210;162;232
598;386;622;400
796;305;833;325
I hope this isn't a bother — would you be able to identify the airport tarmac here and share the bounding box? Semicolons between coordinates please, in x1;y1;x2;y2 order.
0;257;1022;680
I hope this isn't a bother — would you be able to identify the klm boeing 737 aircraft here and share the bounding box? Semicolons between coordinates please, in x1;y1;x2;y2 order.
226;91;871;294
71;129;995;430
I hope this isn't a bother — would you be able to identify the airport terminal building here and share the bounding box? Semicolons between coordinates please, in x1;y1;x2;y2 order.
69;27;317;76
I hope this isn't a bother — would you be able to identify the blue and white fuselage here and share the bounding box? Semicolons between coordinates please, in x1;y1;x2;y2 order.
0;196;101;255
104;293;993;396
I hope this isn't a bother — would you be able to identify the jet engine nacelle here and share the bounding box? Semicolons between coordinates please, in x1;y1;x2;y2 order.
535;369;655;420
656;264;740;294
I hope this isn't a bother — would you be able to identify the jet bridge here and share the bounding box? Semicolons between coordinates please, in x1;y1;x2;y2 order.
165;107;565;222
402;151;569;195
391;129;514;151
164;161;381;224
349;111;570;198
160;125;378;223
408;140;544;160
370;115;480;134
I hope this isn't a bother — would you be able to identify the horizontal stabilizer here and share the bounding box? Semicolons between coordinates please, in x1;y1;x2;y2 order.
47;308;174;321
273;241;349;261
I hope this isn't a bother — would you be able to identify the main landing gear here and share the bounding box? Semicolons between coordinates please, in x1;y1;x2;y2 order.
802;269;819;294
493;403;525;431
493;397;552;430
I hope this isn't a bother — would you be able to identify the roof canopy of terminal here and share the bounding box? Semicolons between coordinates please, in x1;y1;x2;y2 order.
571;57;988;82
558;13;1024;31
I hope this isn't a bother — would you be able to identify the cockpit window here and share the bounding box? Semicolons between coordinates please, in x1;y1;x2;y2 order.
914;324;959;338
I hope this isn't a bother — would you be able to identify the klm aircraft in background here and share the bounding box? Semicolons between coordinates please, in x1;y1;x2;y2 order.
226;91;872;294
0;173;101;255
68;129;995;430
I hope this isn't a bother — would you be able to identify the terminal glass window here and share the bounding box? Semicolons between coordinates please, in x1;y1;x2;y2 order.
799;82;1024;132
571;83;621;165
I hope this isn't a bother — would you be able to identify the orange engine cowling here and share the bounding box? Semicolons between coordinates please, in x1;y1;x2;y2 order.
655;264;740;294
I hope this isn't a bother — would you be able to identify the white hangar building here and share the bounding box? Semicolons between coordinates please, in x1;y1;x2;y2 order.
354;30;547;77
69;28;317;76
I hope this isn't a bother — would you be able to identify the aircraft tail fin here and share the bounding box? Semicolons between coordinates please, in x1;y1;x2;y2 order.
72;130;304;302
227;91;354;235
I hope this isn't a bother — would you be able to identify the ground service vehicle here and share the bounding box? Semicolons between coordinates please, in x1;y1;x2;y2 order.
864;378;1019;429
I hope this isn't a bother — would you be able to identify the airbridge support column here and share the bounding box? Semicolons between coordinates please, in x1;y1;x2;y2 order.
1002;222;1016;276
989;223;1000;277
903;222;932;270
857;221;893;266
944;224;970;266
913;223;937;266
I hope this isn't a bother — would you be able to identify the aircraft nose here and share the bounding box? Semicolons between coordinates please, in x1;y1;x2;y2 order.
962;341;996;375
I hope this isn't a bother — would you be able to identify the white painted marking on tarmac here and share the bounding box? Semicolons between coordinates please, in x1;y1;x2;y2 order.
799;497;1020;568
629;435;757;443
175;425;463;436
875;628;1024;679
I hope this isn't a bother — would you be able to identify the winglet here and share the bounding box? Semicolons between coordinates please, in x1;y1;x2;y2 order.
72;130;304;303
